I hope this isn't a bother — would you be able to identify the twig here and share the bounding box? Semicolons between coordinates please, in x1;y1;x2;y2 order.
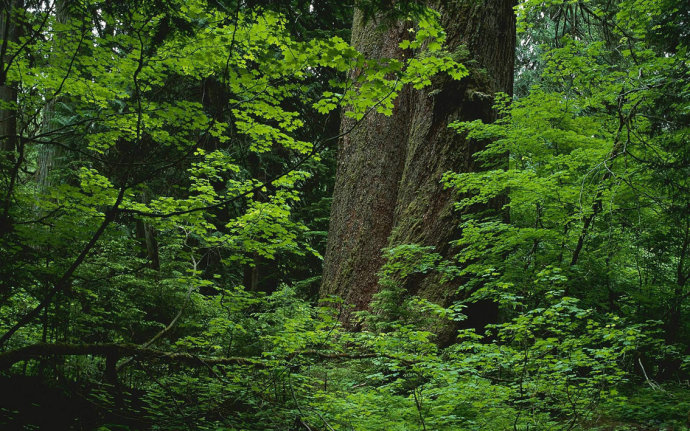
637;357;662;391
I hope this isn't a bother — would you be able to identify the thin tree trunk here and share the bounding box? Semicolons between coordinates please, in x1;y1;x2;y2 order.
135;190;160;271
36;0;69;195
0;0;21;156
0;0;22;228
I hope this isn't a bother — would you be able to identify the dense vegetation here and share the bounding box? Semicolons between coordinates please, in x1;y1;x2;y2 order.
0;0;688;429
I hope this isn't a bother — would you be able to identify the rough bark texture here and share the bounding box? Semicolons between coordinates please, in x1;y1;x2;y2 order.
320;10;412;317
321;0;515;326
36;0;68;195
0;0;21;155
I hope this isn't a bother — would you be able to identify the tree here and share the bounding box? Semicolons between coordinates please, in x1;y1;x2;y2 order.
320;0;516;328
1;0;688;428
0;0;21;156
0;0;466;427
445;0;690;371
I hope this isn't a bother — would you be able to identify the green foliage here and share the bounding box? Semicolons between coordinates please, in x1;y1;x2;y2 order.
600;384;690;429
0;0;472;428
443;0;689;362
0;0;688;429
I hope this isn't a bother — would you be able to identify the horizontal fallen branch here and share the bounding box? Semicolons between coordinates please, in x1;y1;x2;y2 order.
0;343;411;371
0;343;257;370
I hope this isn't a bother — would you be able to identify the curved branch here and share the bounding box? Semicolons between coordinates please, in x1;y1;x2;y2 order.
0;186;128;347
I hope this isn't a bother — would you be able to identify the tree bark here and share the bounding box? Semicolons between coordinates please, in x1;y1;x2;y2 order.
320;10;412;318
0;0;21;156
320;0;515;327
35;0;72;196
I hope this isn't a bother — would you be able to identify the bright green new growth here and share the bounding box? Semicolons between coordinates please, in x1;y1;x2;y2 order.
0;0;688;429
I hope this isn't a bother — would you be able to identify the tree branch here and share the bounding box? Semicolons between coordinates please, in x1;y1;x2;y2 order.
0;342;257;370
0;186;128;348
0;343;409;371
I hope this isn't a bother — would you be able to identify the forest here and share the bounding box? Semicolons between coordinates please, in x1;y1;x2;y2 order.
0;0;688;429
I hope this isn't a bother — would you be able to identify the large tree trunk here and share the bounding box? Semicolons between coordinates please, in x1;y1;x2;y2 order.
320;11;413;318
320;0;515;327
